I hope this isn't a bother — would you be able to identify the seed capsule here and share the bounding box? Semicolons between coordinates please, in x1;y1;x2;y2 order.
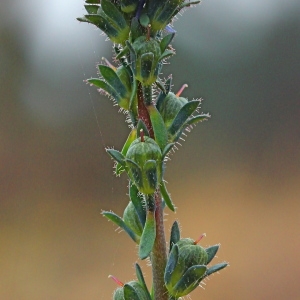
126;136;162;194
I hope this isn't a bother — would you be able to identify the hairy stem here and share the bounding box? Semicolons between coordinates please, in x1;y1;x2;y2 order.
137;82;168;299
137;82;154;138
151;191;168;300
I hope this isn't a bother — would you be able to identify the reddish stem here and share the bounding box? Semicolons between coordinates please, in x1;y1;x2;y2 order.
137;82;154;138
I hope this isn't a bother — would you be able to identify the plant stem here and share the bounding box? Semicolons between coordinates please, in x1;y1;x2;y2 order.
137;82;154;137
151;191;168;300
137;82;168;299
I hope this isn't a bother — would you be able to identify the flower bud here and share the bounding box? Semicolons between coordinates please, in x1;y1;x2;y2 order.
113;280;150;300
131;36;162;85
126;136;162;194
158;92;188;129
164;238;208;297
165;236;228;297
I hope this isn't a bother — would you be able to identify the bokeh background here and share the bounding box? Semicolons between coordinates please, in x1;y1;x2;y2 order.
1;0;300;299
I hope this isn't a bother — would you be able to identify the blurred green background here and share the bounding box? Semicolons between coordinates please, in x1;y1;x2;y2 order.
1;0;300;299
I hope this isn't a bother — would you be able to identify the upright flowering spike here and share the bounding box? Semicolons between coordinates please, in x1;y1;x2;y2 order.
78;0;227;298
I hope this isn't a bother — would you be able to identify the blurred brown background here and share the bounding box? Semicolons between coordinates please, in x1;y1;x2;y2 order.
1;0;300;299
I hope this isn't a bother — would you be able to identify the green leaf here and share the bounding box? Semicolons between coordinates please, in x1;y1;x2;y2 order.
205;262;228;277
116;129;137;175
102;211;140;243
180;1;201;9
160;33;175;53
135;264;152;300
101;0;127;31
129;182;146;227
106;149;126;166
173;265;207;296
147;0;165;19
76;17;89;23
98;65;128;99
164;244;179;284
168;100;200;136
159;49;175;61
205;245;219;264
162;143;175;158
155;77;166;94
131;17;143;41
139;13;150;28
85;0;100;4
87;78;120;101
185;113;210;126
169;221;180;252
160;180;175;212
139;198;156;259
126;41;137;71
147;104;168;151
84;4;99;14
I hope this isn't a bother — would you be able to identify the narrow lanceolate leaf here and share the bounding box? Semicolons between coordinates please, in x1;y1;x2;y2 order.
160;33;175;53
165;76;172;95
147;104;168;151
101;0;127;30
87;78;120;101
205;244;220;264
84;14;118;37
205;262;228;277
153;2;178;29
98;65;127;99
185;113;210;126
126;41;137;71
129;182;146;227
116;129;137;175
162;143;175;158
180;1;201;10
168;100;200;136
169;221;180;252
173;265;207;296
147;0;165;19
135;264;152;300
155;77;166;94
160;180;175;212
106;149;126;167
164;244;179;284
102;211;140;243
84;4;99;14
131;16;143;41
159;49;175;61
85;0;100;4
139;210;156;260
